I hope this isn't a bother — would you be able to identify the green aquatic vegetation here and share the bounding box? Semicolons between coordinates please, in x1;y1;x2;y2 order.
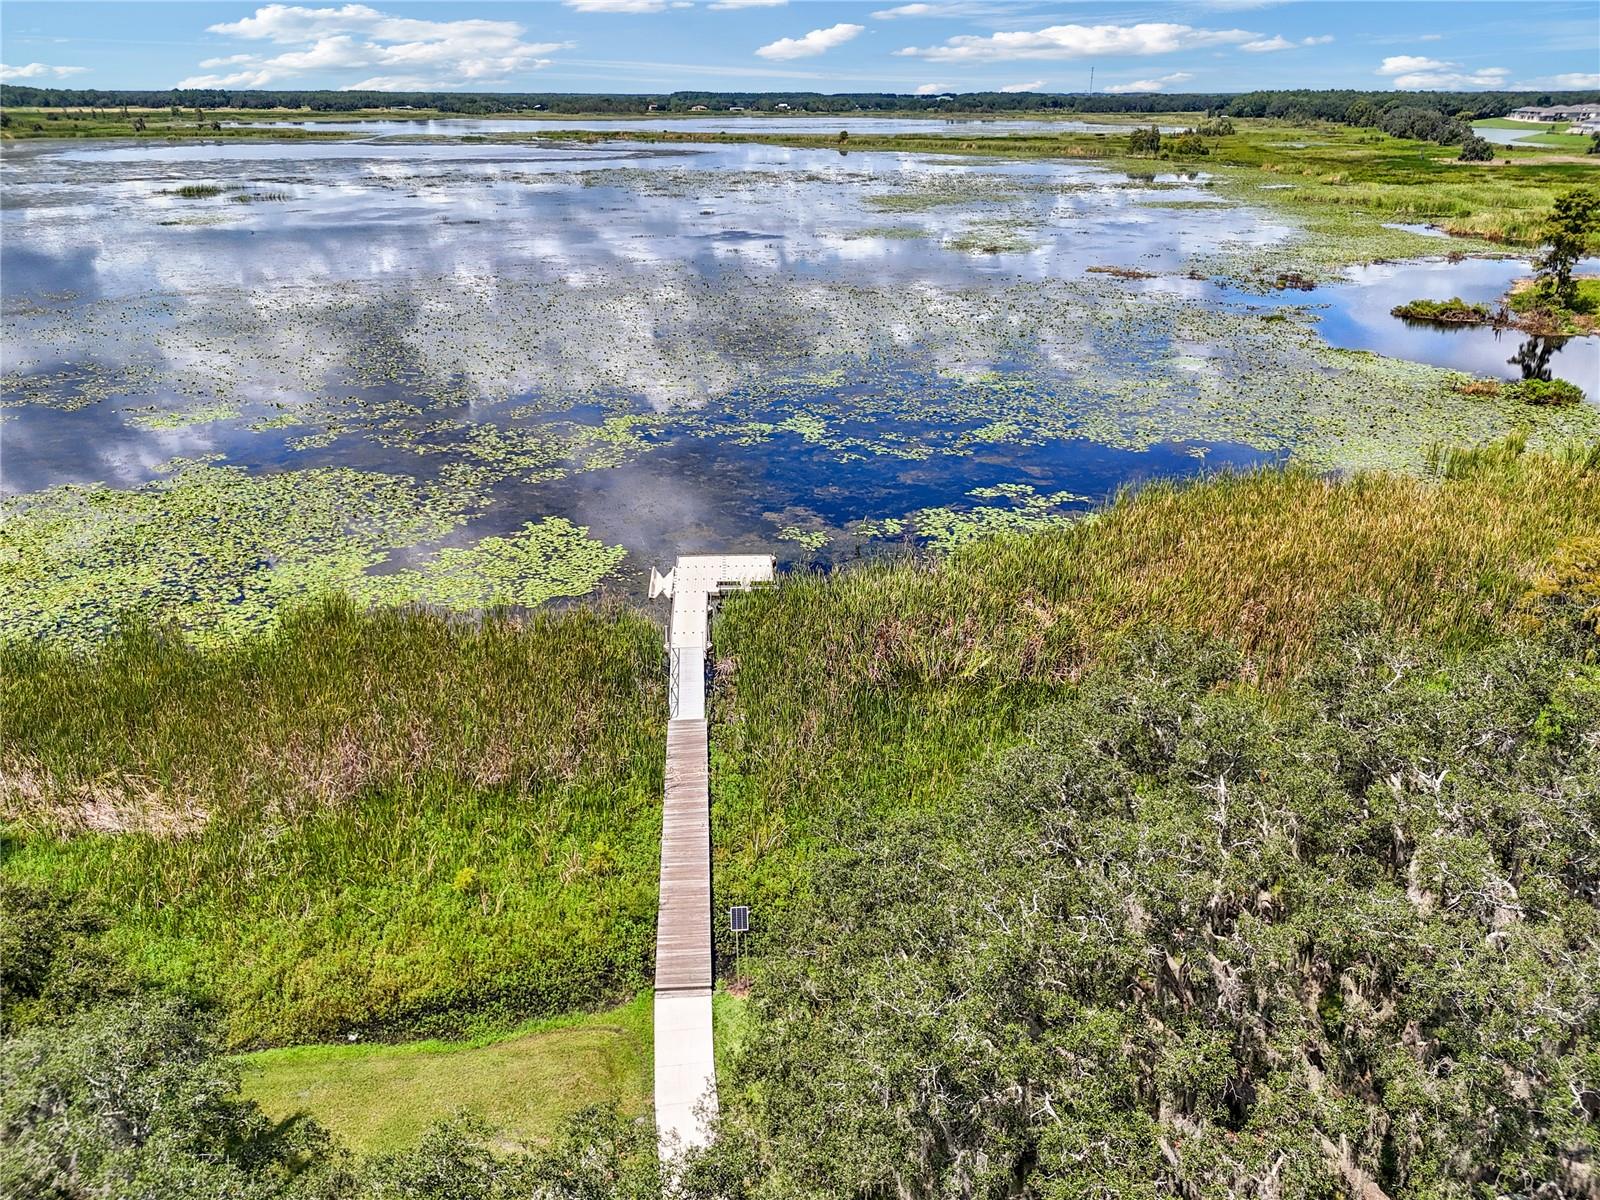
123;402;241;430
352;519;625;610
865;190;1017;213
776;526;830;552
855;483;1090;553
838;225;925;240
0;463;478;647
945;222;1037;255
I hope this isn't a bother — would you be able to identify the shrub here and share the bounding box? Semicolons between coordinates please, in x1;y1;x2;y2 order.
1504;377;1586;406
1458;133;1493;161
1376;105;1465;145
1390;296;1492;324
1165;131;1210;158
704;621;1600;1196
1126;125;1161;155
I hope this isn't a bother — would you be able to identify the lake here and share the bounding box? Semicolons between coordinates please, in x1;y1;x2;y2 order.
3;131;1596;643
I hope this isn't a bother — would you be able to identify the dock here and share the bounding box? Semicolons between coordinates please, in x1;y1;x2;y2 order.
649;554;774;1153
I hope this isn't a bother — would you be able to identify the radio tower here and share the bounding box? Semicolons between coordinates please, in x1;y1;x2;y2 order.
1088;66;1095;94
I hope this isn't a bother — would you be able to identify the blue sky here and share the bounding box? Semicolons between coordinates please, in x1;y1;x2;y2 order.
2;1;1596;96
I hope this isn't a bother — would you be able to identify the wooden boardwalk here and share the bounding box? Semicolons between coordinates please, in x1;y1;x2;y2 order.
655;718;713;992
649;554;773;1154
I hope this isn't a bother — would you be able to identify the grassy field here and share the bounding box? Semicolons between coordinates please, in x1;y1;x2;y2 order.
239;992;651;1153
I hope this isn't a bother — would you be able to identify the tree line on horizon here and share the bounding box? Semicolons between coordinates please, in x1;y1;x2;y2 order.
3;84;1597;121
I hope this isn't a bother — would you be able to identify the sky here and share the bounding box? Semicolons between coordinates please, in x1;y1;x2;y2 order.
1;1;1596;97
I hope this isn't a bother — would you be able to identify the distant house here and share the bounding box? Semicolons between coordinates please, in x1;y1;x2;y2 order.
774;102;791;111
1508;103;1600;123
728;106;745;113
690;105;709;112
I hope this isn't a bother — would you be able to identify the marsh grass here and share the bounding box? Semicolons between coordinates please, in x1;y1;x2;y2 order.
1;600;665;1046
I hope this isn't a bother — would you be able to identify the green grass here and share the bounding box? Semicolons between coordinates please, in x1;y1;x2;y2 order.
1518;131;1595;151
238;992;651;1154
0;600;665;1046
711;986;751;1084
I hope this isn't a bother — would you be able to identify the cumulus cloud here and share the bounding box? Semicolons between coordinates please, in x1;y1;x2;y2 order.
896;22;1255;62
1104;70;1193;94
0;62;88;80
1000;80;1044;92
708;0;787;7
1377;55;1509;90
1302;34;1334;45
914;82;951;94
178;3;568;88
755;22;863;60
1376;55;1448;75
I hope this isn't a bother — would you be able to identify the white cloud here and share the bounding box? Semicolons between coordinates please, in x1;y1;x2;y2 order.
180;4;569;88
708;0;786;7
1000;80;1044;92
896;22;1255;63
1377;55;1510;90
1512;72;1600;89
562;0;668;10
872;2;1003;16
1240;33;1329;52
1392;68;1509;89
755;22;863;60
341;72;532;90
914;82;950;95
1376;55;1448;75
1104;70;1193;94
1417;33;1443;42
0;61;88;80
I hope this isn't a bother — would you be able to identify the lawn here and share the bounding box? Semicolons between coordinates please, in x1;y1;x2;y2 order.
239;992;652;1154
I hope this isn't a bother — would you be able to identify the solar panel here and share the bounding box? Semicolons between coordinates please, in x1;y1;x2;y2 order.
729;905;749;934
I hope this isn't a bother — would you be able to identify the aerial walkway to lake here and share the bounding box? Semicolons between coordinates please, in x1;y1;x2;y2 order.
648;554;774;1155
